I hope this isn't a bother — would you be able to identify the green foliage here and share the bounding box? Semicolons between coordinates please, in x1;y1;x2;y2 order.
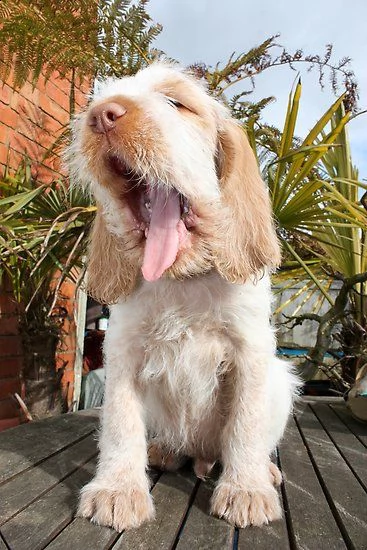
0;160;96;318
248;83;367;383
244;82;367;301
0;0;162;90
190;35;358;121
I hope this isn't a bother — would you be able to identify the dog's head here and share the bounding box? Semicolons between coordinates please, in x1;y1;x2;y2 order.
67;63;280;303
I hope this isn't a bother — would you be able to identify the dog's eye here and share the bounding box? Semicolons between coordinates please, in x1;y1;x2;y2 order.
166;97;185;109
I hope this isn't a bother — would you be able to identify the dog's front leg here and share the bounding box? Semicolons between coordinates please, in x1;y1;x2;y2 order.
211;350;281;528
77;348;154;532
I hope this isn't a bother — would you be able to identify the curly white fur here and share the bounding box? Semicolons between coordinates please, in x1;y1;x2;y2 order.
67;62;300;532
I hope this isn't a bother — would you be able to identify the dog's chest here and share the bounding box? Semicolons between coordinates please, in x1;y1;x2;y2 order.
137;305;230;438
138;304;229;383
124;278;234;415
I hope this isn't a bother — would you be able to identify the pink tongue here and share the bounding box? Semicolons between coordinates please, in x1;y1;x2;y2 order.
142;187;181;282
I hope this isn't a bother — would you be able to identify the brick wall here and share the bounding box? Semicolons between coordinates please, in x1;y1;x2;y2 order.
0;70;91;429
0;69;90;181
0;278;24;430
56;280;78;409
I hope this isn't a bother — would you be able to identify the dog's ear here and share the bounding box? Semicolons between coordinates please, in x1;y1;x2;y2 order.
214;119;281;283
87;208;139;304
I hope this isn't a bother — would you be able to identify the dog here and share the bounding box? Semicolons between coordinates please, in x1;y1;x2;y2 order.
66;62;299;532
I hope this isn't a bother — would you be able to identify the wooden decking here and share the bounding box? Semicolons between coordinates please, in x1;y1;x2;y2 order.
0;398;366;550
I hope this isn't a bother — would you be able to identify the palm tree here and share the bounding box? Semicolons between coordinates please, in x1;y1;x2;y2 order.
248;83;367;386
0;161;96;416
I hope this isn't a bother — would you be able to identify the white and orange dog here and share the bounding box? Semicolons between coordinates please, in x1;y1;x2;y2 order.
67;63;299;532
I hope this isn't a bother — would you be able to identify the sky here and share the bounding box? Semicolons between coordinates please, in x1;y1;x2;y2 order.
147;0;367;181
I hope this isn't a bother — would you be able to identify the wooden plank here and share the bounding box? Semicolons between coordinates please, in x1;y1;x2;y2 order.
0;534;8;550
297;404;367;549
45;469;161;550
0;433;98;525
0;410;99;484
302;396;344;404
238;522;288;550
238;487;289;549
45;518;118;550
111;469;197;549
279;413;346;549
330;403;367;447
311;403;367;490
176;477;235;550
1;457;97;550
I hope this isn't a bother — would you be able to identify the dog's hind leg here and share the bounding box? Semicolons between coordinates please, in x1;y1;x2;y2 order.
148;442;187;472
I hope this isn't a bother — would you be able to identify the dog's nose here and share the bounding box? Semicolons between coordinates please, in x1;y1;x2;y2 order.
88;102;126;133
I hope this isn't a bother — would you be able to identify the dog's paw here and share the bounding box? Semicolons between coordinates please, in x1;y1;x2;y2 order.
210;481;282;528
269;462;282;486
77;481;155;532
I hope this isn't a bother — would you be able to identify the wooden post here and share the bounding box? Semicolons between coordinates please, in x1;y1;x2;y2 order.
73;285;88;411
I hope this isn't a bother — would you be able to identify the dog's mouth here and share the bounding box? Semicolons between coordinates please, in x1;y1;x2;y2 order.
107;155;197;282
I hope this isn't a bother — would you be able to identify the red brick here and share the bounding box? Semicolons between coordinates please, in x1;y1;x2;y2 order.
0;417;21;431
0;292;20;315
59;280;77;299
0;84;12;105
53;75;73;95
74;85;90;108
7;149;24;172
10;131;42;159
0;314;19;335
66;382;74;410
9;90;20;111
38;91;53;116
0;123;9;144
59;316;77;337
59;332;76;354
61;369;74;383
45;79;68;105
56;351;75;371
0;377;21;399
0;142;10;166
0;356;23;377
1;108;18;130
0;335;22;356
47;84;70;107
1;278;16;292
0;397;19;419
17;98;44;130
54;94;69;115
18;81;39;103
39;91;69;122
50;156;62;174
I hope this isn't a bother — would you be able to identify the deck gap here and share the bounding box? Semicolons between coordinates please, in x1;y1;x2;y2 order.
0;428;97;488
0;450;99;529
39;516;75;550
0;531;11;550
232;527;239;549
107;469;163;550
276;445;297;550
329;405;367;449
294;412;355;550
169;477;201;550
310;405;366;492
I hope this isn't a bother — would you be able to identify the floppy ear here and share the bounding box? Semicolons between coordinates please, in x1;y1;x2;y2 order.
214;119;281;283
87;209;140;304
